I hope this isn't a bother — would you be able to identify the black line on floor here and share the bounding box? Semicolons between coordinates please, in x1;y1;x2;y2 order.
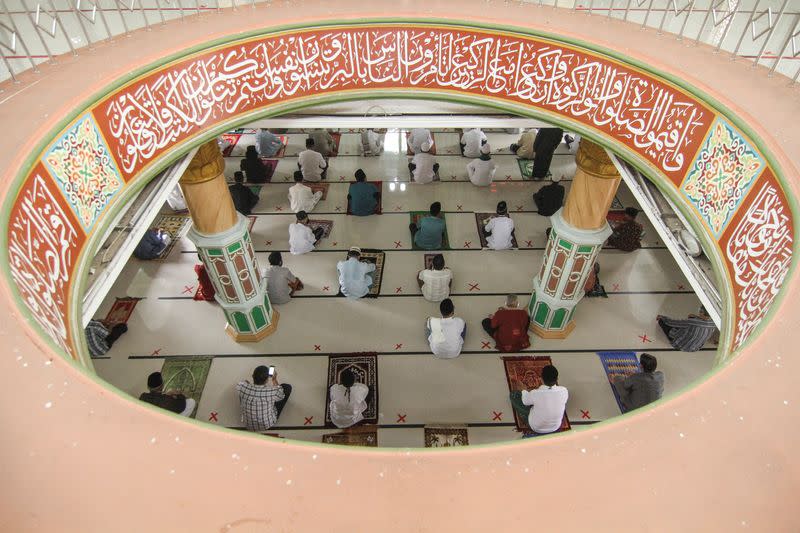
248;210;543;215
225;420;596;432
181;246;669;254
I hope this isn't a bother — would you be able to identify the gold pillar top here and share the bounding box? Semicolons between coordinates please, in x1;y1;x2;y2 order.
180;140;226;185
574;139;619;179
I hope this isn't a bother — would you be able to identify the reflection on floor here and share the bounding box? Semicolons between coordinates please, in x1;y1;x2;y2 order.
92;129;717;447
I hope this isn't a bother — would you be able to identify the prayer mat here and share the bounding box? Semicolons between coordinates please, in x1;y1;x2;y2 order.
220;133;241;157
346;181;382;215
272;135;290;158
410;211;450;250
193;263;215;302
425;425;469;447
154;214;191;260
103;297;140;325
329;132;341;156
321;427;378;447
423;253;438;270
475;213;518;249
247;215;257;233
307;219;333;239
606;210;626;228
160;357;213;418
406;131;437;155
308;182;329;200
259;158;278;180
517;158;534;180
324;353;378;427
336;249;385;298
597;351;642;413
502;356;571;434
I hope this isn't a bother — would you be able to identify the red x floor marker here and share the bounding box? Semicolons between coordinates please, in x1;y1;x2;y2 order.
492;411;503;421
394;205;403;211
450;175;457;180
464;241;472;248
612;283;620;291
396;413;407;423
639;334;653;343
395;287;403;293
581;409;591;419
468;282;480;292
394;343;403;350
339;176;346;181
265;240;272;246
335;206;342;211
208;411;218;422
456;205;463;211
151;349;162;356
314;345;321;351
481;341;491;349
275;206;284;211
394;241;402;248
182;285;194;294
332;242;338;247
516;205;524;212
322;286;330;292
505;175;512;180
304;416;313;425
677;284;685;290
524;240;533;247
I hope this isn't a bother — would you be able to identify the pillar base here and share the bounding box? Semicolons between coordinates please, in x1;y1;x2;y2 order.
530;319;575;339
225;309;280;342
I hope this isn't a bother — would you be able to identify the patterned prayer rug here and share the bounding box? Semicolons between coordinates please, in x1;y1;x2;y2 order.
220;133;241;157
606;210;626;229
308;182;329;200
475;212;518;249
272;135;290;158
160;357;213;418
423;253;439;270
324;353;378;427
502;356;571;434
336;249;385;298
321;427;378;447
406;131;437;155
425;425;469;447
410;211;450;250
597;351;642;413
259;158;278;181
517;158;534;180
329;132;341;157
307;219;333;239
154;214;191;260
193;263;216;302
346;181;383;215
103;297;141;325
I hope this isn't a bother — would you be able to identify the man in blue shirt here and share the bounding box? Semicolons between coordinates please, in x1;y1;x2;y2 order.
337;247;376;299
347;169;380;216
133;228;171;260
409;202;446;250
255;129;284;157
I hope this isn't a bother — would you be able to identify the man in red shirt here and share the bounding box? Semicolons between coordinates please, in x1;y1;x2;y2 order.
481;294;531;352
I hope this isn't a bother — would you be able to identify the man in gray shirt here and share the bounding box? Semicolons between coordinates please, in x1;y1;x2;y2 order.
613;353;664;412
657;306;716;352
263;252;303;304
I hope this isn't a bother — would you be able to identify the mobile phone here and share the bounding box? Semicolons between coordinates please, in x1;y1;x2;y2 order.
267;366;275;377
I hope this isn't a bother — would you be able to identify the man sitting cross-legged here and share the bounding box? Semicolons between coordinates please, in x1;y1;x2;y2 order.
288;170;322;213
409;202;446;250
409;141;439;184
467;143;497;187
417;253;452;303
347;169;381;216
297;138;328;182
229;170;259;216
483;201;515;250
337;247;376;299
482;294;531;352
509;364;569;436
263;251;303;305
289;210;324;255
425;298;466;359
612;353;664;411
237;365;292;432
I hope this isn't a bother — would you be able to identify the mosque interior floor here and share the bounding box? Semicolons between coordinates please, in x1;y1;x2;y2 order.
91;128;717;447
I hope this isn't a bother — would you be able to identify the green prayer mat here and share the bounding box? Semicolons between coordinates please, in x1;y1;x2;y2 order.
516;158;534;180
410;211;450;250
160;357;213;418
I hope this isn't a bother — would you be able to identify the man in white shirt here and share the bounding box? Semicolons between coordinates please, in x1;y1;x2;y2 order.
337;247;376;299
417;253;453;302
408;128;433;154
288;171;322;213
329;369;371;428
460;128;487;158
467;143;497;186
361;128;384;156
484;201;515;250
425;298;466;359
298;138;328;182
409;142;439;184
288;211;324;255
510;364;569;435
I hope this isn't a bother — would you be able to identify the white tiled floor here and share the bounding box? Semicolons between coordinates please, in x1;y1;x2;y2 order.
93;128;717;448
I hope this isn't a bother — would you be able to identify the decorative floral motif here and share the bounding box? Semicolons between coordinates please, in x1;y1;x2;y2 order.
681;119;763;237
44;115;123;231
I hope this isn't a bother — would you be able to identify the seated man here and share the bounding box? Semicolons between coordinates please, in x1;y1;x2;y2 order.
289;211;324;255
310;129;336;158
407;127;433;154
409;202;446;250
417;253;452;303
337;247;376;299
484;201;515;250
607;207;644;252
329;369;371;429
467;143;497;186
133;228;171;260
426;298;466;359
237;365;292;431
139;371;196;417
533;174;565;217
240;145;273;183
255;128;284;157
613;353;664;411
298;138;328;182
288;170;322;213
460;127;487;158
361;128;384;156
482;294;531;352
510;129;536;159
509;364;568;435
228;170;259;215
409;142;439;184
347;169;380;216
85;319;128;358
263;251;303;305
656;307;717;352
531;127;564;180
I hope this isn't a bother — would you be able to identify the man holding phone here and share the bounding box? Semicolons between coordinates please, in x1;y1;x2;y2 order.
236;365;292;431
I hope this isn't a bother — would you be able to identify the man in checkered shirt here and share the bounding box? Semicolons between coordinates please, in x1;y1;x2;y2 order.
237;365;292;431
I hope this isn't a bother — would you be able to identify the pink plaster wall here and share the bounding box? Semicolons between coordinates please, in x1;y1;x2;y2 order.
1;2;799;532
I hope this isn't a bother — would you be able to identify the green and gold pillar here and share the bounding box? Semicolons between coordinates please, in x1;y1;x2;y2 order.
180;141;278;342
529;139;622;339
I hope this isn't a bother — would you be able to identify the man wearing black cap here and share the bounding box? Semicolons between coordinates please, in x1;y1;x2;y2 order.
139;372;196;417
483;201;515;250
288;210;324;255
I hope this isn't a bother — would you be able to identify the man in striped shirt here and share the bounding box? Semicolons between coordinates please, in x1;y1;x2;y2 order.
237;366;292;431
656;307;716;352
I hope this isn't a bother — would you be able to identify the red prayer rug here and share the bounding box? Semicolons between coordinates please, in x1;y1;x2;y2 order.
406;131;437;155
329;132;341;157
345;181;382;215
307;219;333;239
193;263;216;302
324;353;378;427
308;182;329;200
220;133;241;157
475;212;519;249
103;297;141;325
259;158;278;181
502;356;571;434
